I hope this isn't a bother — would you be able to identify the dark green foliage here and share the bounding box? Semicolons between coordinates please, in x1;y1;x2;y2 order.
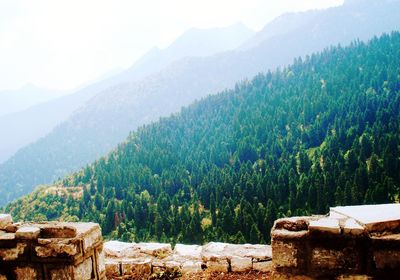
6;32;400;244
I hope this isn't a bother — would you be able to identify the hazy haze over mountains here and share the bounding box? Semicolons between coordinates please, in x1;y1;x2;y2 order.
0;23;252;164
0;0;399;206
0;84;67;117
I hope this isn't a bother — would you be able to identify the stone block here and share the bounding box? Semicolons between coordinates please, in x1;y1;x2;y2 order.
40;224;77;238
373;249;400;269
77;223;102;254
95;247;106;278
311;248;344;270
35;238;80;258
105;259;120;278
14;266;40;280
336;275;372;280
330;204;400;232
271;271;313;280
173;244;202;260
49;257;93;280
0;214;12;230
206;259;229;273
74;257;93;280
4;223;20;233
274;217;312;232
343;219;365;236
309;218;341;234
104;240;140;258
201;242;228;260
15;226;40;240
231;256;252;272
225;243;272;261
0;242;27;261
253;260;273;272
138;242;172;258
0;231;15;241
181;260;203;274
272;240;298;268
121;258;151;277
272;229;308;240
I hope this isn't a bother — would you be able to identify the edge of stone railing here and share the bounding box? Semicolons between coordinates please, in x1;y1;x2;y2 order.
103;241;272;278
271;204;400;279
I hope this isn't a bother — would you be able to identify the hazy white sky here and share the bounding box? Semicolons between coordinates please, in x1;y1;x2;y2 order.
0;0;344;91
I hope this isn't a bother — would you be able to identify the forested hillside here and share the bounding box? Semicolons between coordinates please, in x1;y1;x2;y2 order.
1;0;399;207
7;32;400;245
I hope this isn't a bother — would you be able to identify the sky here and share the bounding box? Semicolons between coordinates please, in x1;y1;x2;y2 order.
0;0;344;92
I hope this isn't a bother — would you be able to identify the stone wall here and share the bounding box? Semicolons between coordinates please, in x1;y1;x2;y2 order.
0;214;104;280
2;203;399;279
271;204;400;279
103;241;272;279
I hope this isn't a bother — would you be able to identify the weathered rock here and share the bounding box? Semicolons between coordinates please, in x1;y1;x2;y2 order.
96;247;106;278
253;260;273;272
0;220;105;279
0;243;26;261
173;244;202;260
4;223;20;233
330;204;400;232
373;249;400;269
105;259;121;278
309;218;341;234
77;223;102;253
49;258;93;280
0;231;15;240
336;275;372;280
311;248;344;270
138;242;172;258
272;229;308;240
74;257;94;280
231;256;252;272
181;260;203;274
271;271;313;279
206;258;229;273
14;266;39;280
35;238;79;257
201;242;228;260
121;258;152;277
274;217;312;231
272;240;298;268
104;240;140;258
15;226;40;240
343;219;365;236
0;214;12;230
40;224;77;238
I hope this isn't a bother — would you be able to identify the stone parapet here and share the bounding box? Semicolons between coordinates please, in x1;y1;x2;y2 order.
104;241;272;278
271;204;400;279
0;215;104;279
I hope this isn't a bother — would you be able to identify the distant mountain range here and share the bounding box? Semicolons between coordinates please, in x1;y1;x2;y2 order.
0;23;253;164
1;0;400;206
0;84;67;117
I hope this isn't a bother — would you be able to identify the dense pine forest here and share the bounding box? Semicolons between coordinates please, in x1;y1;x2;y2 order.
6;32;400;245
